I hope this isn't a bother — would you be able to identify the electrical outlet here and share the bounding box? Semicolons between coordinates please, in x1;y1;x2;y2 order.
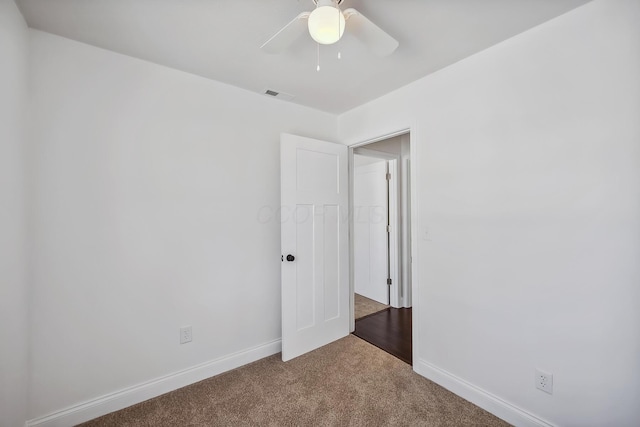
535;369;553;394
180;326;192;344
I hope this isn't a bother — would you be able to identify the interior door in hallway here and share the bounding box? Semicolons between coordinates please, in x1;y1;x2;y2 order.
354;155;389;305
280;133;349;362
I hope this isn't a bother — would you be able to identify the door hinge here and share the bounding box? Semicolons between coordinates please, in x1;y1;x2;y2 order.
387;278;392;285
386;173;391;181
386;224;391;233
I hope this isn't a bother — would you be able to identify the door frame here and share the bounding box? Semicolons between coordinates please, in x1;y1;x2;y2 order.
348;128;419;370
352;148;401;307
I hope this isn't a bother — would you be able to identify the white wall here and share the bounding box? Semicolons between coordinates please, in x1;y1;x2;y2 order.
339;0;640;425
0;1;30;426
27;30;337;421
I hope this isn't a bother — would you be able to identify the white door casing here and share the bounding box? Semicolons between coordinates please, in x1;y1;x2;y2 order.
280;133;349;362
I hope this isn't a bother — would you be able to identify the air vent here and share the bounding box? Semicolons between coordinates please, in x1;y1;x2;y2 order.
263;89;295;101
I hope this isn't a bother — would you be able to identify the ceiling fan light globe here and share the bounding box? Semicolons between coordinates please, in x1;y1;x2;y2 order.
308;2;345;45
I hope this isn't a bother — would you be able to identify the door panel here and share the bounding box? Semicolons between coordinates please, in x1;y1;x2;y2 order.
281;134;349;361
295;205;314;330
353;156;389;305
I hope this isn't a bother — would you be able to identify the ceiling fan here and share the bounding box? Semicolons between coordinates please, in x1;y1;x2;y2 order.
261;0;399;57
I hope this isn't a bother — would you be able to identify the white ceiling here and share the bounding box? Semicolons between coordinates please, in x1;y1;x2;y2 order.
17;0;590;114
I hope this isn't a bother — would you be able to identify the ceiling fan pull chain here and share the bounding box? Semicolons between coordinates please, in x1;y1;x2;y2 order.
317;43;320;71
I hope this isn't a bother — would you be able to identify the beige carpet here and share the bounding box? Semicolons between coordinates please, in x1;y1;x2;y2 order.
80;335;509;426
355;293;389;319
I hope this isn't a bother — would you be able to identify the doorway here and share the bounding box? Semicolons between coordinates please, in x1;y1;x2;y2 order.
350;132;412;364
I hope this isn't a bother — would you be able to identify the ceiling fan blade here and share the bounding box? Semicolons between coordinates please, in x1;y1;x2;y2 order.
261;12;311;54
343;8;398;56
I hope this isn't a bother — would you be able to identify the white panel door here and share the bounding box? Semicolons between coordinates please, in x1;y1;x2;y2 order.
281;133;349;361
353;156;389;305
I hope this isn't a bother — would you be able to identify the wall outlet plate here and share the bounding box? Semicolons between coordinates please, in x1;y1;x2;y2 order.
180;326;192;344
535;369;553;394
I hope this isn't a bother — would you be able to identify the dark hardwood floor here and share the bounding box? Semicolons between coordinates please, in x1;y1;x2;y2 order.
353;307;412;365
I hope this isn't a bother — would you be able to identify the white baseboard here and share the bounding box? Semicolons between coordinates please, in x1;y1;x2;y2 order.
414;358;555;427
26;339;282;427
